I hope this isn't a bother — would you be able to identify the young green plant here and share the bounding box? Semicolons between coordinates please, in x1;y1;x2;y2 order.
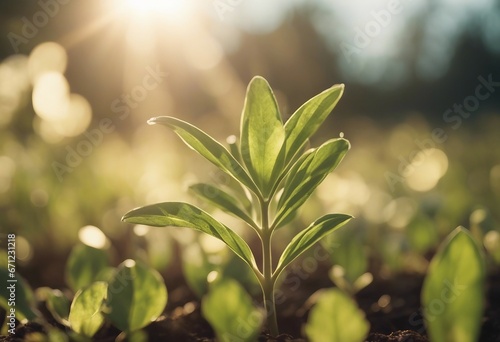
122;76;352;335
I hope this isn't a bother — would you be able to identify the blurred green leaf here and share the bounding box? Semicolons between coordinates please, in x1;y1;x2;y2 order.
148;116;259;195
182;244;216;298
45;289;70;326
105;260;167;332
305;288;369;342
122;202;257;270
68;281;107;337
274;214;352;279
221;255;261;296
65;244;109;292
274;139;350;229
202;278;264;342
422;226;486;342
240;76;285;197
144;230;173;272
283;84;344;166
0;268;38;322
328;266;373;295
407;215;438;253
189;183;257;230
327;238;368;285
323;235;371;294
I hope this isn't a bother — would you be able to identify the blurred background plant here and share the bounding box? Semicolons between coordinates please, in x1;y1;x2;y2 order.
0;0;499;303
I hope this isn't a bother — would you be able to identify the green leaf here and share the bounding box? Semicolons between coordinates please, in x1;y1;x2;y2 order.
148;116;259;195
122;202;257;270
68;281;107;337
182;244;217;298
202;278;264;342
221;256;261;297
0;269;38;322
323;234;369;285
45;289;71;326
305;288;369;342
283;83;344;166
422;226;486;342
274;138;350;229
189;183;257;230
275;214;352;279
105;260;167;332
65;244;109;292
240;76;285;197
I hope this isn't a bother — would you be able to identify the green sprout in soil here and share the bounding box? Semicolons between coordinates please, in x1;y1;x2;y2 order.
122;76;352;336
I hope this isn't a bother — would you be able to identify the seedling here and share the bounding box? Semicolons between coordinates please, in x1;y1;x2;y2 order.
422;226;485;342
122;76;352;335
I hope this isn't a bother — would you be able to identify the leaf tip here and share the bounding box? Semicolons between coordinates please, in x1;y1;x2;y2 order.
121;210;135;222
344;138;352;150
147;117;159;125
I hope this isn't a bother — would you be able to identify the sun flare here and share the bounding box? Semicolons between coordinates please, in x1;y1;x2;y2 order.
120;0;193;22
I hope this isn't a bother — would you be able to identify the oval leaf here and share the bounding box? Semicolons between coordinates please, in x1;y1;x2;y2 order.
274;214;352;279
122;202;257;270
189;183;257;231
202;278;264;342
284;84;344;166
240;76;285;197
68;281;107;337
105;260;167;332
305;288;369;342
45;289;71;326
274;138;350;229
421;226;486;342
148;116;259;195
65;244;109;291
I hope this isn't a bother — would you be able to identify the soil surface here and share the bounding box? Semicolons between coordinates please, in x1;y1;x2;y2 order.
2;264;500;341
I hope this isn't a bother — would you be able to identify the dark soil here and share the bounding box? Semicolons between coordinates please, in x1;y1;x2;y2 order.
2;265;500;341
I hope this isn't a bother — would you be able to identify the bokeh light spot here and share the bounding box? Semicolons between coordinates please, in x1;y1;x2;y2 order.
30;188;49;207
123;259;136;268
33;117;65;144
405;148;448;192
52;93;93;137
386;197;416;229
16;236;33;263
490;164;500;194
200;234;226;254
133;224;150;236
78;225;108;249
32;72;70;121
28;42;68;83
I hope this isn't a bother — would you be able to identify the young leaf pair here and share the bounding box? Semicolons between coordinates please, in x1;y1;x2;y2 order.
122;76;351;335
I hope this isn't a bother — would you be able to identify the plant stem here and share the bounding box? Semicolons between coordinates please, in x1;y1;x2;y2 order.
260;199;279;336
